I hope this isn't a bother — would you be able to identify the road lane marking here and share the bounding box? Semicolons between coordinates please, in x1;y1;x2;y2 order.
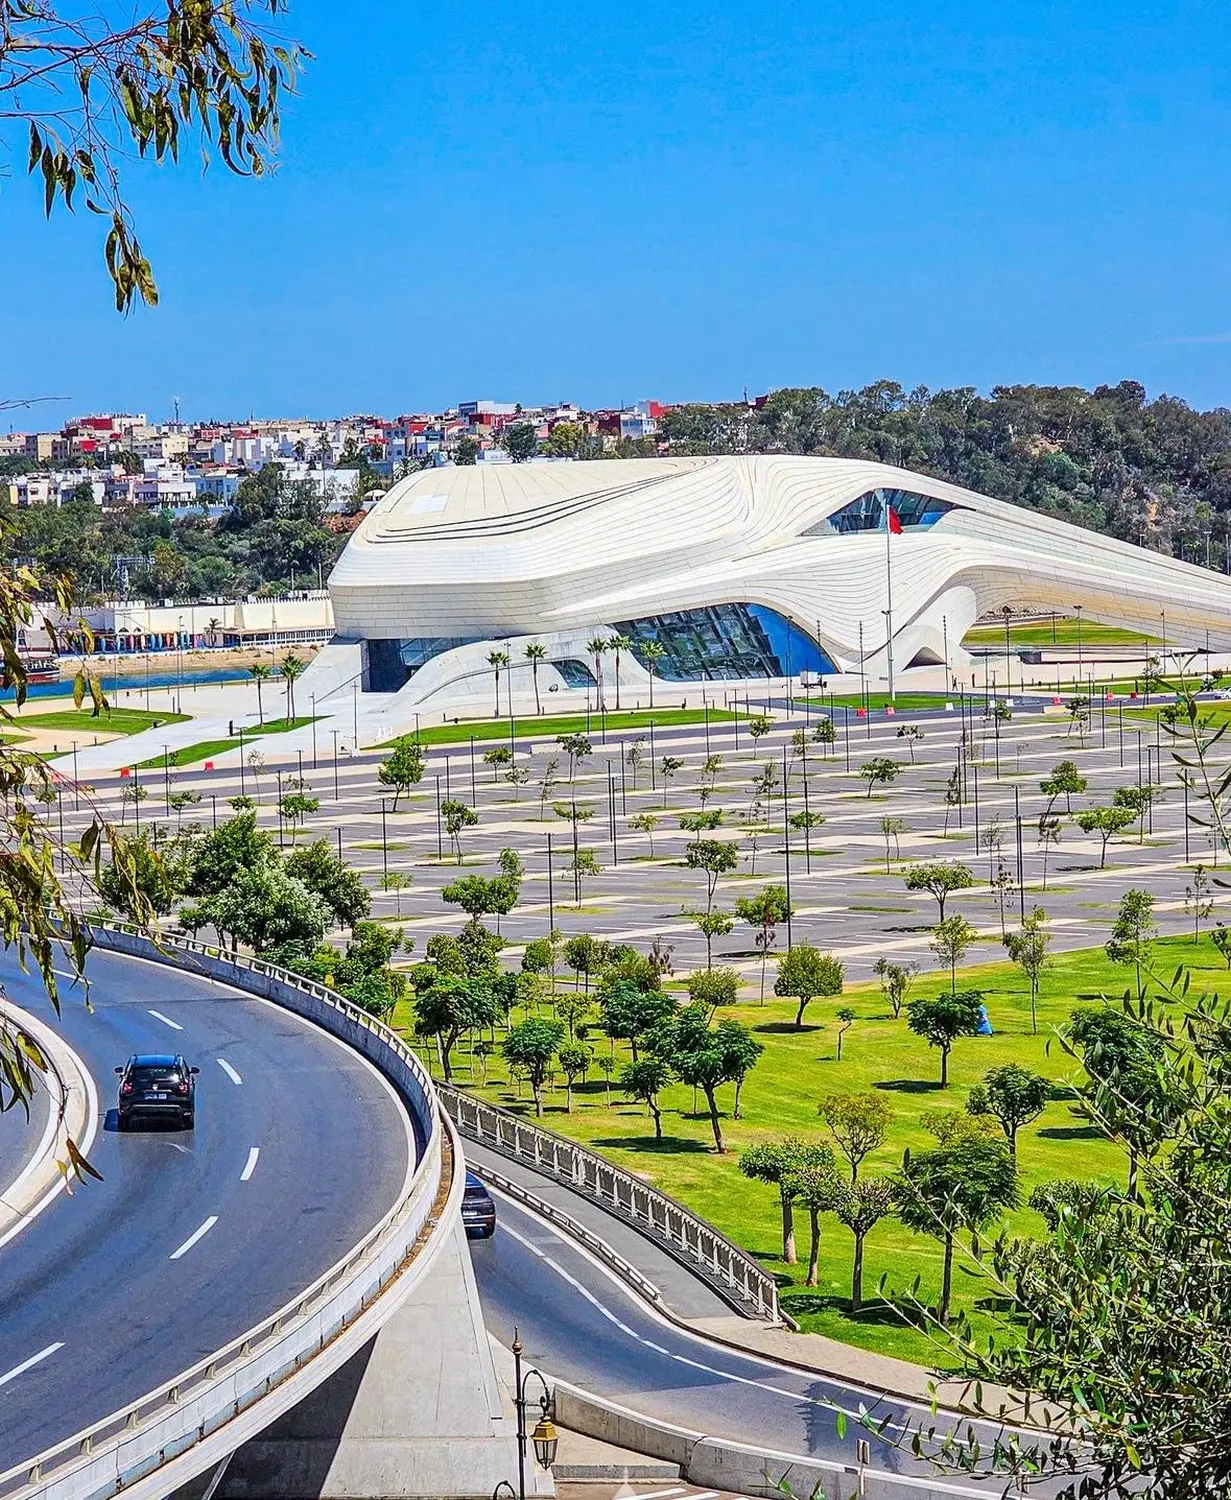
625;1489;686;1500
170;1215;218;1259
0;1342;63;1389
148;1009;183;1031
217;1058;242;1085
241;1147;259;1182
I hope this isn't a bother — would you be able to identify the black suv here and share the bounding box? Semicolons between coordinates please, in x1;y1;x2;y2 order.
116;1054;199;1130
461;1172;496;1238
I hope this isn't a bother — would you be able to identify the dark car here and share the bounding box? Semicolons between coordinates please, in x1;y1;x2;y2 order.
116;1053;199;1130
461;1172;496;1238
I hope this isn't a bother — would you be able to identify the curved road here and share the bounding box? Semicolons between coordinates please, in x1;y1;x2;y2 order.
473;1189;1026;1495
0;948;413;1472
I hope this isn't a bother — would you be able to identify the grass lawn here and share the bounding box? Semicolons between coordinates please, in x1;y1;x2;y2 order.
964;617;1158;649
804;692;951;713
17;706;191;735
406;933;1226;1367
372;707;741;750
132;716;316;769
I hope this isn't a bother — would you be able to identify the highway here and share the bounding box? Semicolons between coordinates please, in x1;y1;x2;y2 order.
472;1189;1021;1494
0;947;414;1472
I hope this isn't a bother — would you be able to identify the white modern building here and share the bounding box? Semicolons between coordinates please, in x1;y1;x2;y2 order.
301;455;1231;718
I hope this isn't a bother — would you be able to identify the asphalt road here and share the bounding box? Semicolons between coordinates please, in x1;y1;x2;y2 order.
0;948;413;1473
471;1190;1023;1495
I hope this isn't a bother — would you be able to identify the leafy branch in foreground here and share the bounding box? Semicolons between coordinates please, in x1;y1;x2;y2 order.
0;551;154;1168
3;0;307;309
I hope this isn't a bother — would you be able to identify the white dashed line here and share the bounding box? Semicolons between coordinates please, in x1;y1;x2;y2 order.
629;1490;687;1500
217;1058;242;1085
170;1215;217;1260
240;1147;259;1182
0;1342;64;1389
147;1009;183;1032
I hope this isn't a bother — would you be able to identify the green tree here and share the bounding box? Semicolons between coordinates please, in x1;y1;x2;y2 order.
872;956;918;1019
441;874;496;921
792;1154;842;1287
773;942;844;1029
285;839;371;928
879;814;906;871
685;837;739;913
895;1135;1018;1323
832;1177;896;1311
739;1138;813;1262
482;745;512;782
278;783;318;842
896;724;924;762
966;1064;1050;1157
10;0;304;310
903;860;975;921
652;1005;761;1152
930;913;978;992
1075;803;1137;868
858;757;903;797
98;833;184;918
279;653;306;722
378;739;425;810
586;636;609;710
691;908;734;970
685;965;739;1018
630;810;659;856
734;884;792;1002
186;812;277;896
557;733;592;781
524;641;547;714
906;990;984;1086
203;863;330;956
454;434;480;465
620;1057;673;1139
641;640;666;708
417;973;502;1084
1039;759;1087;819
819;1092;893;1182
1185;864;1213;942
563;933;602;994
1003;905;1051;1034
659;754;683;807
608;633;632;711
248;662;271;725
1104;887;1156;999
501;1017;564;1115
487;649;510;716
557;1043;591;1111
501;421;538;463
441;799;478;863
600;979;676;1062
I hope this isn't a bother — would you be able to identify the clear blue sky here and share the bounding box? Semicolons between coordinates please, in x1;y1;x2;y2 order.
5;0;1231;420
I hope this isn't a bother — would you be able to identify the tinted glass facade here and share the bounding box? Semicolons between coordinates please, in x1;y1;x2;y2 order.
614;604;834;682
368;635;484;692
814;488;958;535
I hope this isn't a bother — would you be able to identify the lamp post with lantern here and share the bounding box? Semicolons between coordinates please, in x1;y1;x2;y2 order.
492;1328;558;1500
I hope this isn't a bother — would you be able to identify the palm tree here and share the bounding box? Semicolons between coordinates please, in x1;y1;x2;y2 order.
641;640;666;710
608;633;632;711
586;635;609;712
249;662;271;725
524;642;547;715
488;649;510;717
280;653;307;723
206;617;221;648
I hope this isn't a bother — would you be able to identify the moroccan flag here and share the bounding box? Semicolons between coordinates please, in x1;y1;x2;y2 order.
887;505;903;534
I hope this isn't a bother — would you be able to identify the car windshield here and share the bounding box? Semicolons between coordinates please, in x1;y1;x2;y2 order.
130;1065;182;1085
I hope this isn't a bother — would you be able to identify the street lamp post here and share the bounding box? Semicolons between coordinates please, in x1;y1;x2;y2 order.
1001;606;1013;698
492;1329;558;1500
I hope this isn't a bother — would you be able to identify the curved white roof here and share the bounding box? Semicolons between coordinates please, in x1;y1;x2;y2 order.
329;455;1231;667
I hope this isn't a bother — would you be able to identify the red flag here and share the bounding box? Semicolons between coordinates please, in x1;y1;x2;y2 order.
887;505;903;534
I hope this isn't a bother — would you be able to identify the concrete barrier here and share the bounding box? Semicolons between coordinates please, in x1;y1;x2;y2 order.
552;1385;993;1500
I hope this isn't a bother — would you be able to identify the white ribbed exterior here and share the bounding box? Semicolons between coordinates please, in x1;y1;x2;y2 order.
327;456;1231;701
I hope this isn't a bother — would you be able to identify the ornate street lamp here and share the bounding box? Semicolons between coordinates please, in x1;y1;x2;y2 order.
492;1329;558;1500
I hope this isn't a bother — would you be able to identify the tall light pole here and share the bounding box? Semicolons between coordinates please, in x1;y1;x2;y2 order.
1073;604;1084;689
492;1330;558;1500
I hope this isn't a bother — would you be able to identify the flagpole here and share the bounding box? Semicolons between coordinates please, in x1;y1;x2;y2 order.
885;501;895;703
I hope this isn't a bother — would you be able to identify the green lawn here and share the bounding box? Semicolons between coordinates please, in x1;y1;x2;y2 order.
804;692;952;713
132;716;316;769
408;934;1224;1366
18;706;191;735
372;707;741;750
964;617;1158;648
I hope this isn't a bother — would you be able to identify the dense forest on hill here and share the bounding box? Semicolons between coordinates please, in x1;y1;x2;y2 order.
655;380;1231;565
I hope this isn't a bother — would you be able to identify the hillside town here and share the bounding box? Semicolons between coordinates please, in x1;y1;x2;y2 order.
0;399;667;512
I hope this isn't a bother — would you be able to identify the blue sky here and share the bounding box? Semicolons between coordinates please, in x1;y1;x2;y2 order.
4;0;1231;419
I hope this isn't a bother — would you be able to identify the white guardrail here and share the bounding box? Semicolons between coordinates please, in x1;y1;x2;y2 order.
0;922;453;1500
440;1086;780;1322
